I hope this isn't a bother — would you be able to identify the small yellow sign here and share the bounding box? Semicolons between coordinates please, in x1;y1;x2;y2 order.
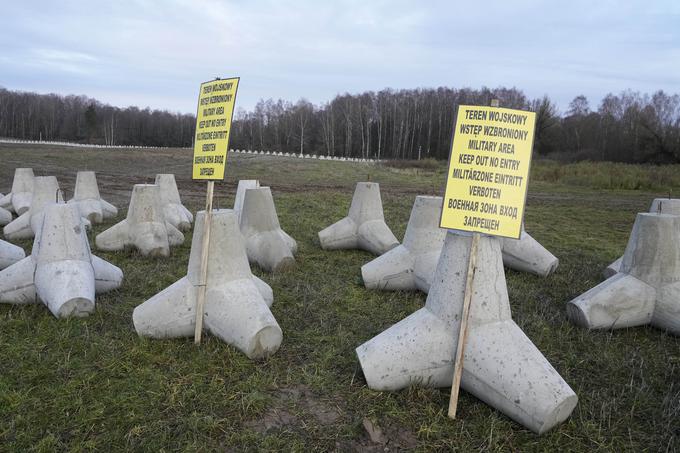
192;77;239;180
440;105;536;239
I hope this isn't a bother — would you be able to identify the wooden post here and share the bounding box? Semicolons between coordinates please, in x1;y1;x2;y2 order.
447;232;480;418
194;180;215;344
448;98;499;418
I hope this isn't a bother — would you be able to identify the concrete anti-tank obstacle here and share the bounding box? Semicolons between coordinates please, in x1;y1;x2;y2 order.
362;196;445;293
233;179;260;223
0;203;123;318
68;171;118;224
318;182;399;256
500;228;559;277
239;186;297;272
604;198;680;278
356;231;578;434
568;212;680;335
3;176;90;241
0;168;34;215
95;184;184;256
133;209;281;359
155;174;193;231
0;240;25;270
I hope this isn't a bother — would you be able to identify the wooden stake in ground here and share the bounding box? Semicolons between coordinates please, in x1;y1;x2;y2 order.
448;99;499;418
447;232;480;418
194;180;215;344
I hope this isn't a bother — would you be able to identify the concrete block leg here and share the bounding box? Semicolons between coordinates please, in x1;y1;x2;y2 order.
3;212;31;241
240;187;296;272
0;240;26;270
566;273;656;329
0;207;11;226
501;230;559;277
133;278;196;338
356;231;577;434
318;182;399;255
91;254;124;293
0;256;37;303
133;209;282;359
603;257;622;279
234;180;260;223
35;260;96;318
155;174;193;231
361;245;416;291
204;281;282;359
318;217;359;250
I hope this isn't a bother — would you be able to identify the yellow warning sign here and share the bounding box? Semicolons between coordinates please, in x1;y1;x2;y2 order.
192;77;239;180
440;105;536;239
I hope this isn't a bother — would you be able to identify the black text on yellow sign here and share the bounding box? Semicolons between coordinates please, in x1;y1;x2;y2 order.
440;105;536;239
192;77;239;180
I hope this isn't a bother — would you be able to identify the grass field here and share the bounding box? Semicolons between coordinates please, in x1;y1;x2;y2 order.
0;143;678;452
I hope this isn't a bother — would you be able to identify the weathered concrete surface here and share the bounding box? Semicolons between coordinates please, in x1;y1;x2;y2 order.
569;212;680;335
0;168;34;215
501;229;559;277
604;198;680;278
133;209;281;359
234;179;260;224
0;240;25;270
68;171;118;224
0;203;123;318
239;186;297;272
95;184;184;256
155;174;193;231
362;196;445;293
318;182;399;256
0;206;11;226
356;231;578;434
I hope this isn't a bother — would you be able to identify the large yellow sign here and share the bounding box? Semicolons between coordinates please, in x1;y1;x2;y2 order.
440;105;536;239
192;77;239;180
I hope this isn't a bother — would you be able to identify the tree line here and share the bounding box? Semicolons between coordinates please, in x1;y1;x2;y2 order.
1;86;679;163
0;87;195;147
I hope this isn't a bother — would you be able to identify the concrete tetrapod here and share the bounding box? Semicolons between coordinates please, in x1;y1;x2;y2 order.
0;168;34;215
133;209;281;359
568;212;680;335
239;186;297;272
2;176;91;241
356;231;578;434
362;196;445;293
68;171;118;224
500;228;559;277
155;174;193;231
233;179;260;223
318;182;399;256
96;184;184;257
0;203;123;318
604;198;680;278
0;240;25;270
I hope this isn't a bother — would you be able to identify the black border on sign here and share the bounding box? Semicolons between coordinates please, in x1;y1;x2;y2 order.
192;76;241;181
437;104;536;240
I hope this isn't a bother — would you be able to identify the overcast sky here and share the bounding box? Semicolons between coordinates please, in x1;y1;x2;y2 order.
1;0;678;115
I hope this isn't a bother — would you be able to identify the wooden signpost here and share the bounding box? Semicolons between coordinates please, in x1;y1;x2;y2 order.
191;77;239;344
439;99;536;418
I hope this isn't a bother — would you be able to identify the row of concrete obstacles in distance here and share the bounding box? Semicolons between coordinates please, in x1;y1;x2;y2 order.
2;168;679;434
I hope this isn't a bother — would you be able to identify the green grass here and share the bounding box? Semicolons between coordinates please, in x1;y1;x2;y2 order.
0;144;678;451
